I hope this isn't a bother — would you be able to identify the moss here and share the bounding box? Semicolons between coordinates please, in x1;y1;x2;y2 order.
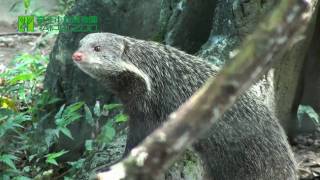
181;149;203;179
151;30;167;42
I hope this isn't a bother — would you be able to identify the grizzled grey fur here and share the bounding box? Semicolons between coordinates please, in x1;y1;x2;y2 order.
74;33;297;180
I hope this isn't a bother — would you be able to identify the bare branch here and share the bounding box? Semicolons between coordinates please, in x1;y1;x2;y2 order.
0;32;42;36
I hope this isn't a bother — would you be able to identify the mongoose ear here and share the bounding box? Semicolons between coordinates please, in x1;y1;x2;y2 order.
122;39;130;54
120;39;132;57
119;61;152;92
118;39;151;92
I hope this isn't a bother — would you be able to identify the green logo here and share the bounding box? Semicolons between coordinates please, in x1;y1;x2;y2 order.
17;16;99;33
18;16;35;32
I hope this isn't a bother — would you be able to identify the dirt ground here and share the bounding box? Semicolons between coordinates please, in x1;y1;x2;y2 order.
0;0;58;66
0;24;55;67
0;22;319;179
293;129;320;180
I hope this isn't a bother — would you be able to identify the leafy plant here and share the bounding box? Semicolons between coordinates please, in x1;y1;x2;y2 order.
0;154;18;169
0;52;127;178
297;105;320;126
0;53;48;107
114;114;128;123
57;0;75;14
0;112;31;137
24;0;31;14
84;101;128;151
54;102;84;139
45;150;68;166
97;121;116;144
0;53;52;178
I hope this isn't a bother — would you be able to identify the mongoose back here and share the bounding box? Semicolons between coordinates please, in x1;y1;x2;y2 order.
72;32;297;180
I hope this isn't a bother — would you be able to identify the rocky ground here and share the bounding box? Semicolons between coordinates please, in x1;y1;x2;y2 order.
293;129;320;180
0;22;319;179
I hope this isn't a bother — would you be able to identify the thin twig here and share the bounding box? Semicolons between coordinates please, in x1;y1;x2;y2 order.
0;32;42;37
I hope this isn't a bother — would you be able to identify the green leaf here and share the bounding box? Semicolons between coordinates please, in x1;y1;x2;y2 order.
298;105;320;124
55;104;66;120
8;73;34;84
85;140;93;151
2;175;10;180
45;150;68;166
0;115;8;121
115;114;128;123
98;124;116;143
103;103;123;111
45;129;60;146
64;102;84;114
48;97;62;105
84;104;94;126
64;114;82;125
46;150;68;159
18;87;26;100
24;0;31;9
22;166;31;173
54;102;84;127
54;118;64;126
13;176;32;180
67;158;85;169
28;154;37;162
59;127;73;139
93;101;101;117
46;158;58;166
0;154;18;169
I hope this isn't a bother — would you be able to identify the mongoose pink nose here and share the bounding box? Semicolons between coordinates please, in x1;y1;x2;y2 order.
72;52;84;62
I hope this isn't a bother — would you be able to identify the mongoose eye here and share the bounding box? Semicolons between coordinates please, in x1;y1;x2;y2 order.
93;46;101;52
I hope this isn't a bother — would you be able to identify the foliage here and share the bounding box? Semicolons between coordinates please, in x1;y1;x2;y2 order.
10;0;75;16
0;154;18;169
85;102;127;147
0;53;50;179
24;0;31;14
297;105;320;126
54;102;84;139
0;53;48;109
57;0;76;14
0;53;127;179
45;150;68;166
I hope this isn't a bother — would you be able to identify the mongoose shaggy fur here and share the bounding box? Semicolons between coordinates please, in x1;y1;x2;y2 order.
72;32;297;180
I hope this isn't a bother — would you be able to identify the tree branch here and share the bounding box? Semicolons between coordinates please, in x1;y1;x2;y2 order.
97;0;318;179
0;32;42;36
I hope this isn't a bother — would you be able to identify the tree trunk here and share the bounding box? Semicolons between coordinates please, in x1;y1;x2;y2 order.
272;8;318;139
300;8;320;133
192;0;318;139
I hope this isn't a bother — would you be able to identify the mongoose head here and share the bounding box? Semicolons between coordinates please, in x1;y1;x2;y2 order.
72;33;151;97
